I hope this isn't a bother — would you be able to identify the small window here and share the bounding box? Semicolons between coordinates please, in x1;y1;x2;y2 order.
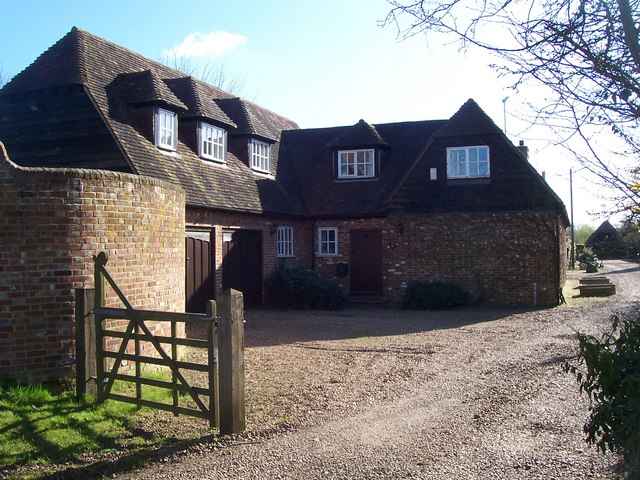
250;139;271;173
200;123;226;162
276;226;294;257
447;146;490;179
155;108;177;151
338;149;375;179
318;227;338;256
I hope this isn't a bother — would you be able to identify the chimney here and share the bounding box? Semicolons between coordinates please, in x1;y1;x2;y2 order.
517;140;529;160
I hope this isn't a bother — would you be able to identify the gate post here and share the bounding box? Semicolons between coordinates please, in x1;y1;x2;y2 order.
75;288;97;400
218;288;245;434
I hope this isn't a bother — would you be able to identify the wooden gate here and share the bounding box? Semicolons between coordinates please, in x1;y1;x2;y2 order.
222;229;263;308
350;229;383;295
76;252;245;434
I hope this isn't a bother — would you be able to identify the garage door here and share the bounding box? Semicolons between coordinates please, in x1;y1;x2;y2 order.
222;229;263;308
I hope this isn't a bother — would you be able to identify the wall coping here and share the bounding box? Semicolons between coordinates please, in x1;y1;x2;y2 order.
0;141;185;195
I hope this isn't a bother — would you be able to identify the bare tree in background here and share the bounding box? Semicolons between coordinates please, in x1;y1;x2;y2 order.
159;51;248;98
384;0;640;218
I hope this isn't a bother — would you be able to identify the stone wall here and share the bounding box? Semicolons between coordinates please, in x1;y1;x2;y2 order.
0;145;186;382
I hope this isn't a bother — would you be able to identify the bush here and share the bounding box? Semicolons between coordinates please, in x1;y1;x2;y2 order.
563;312;640;477
265;267;346;310
402;281;470;310
577;246;602;272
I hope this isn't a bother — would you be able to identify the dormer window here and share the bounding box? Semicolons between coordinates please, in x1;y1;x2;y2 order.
447;146;490;179
250;139;271;173
155;108;177;151
338;149;375;179
199;123;226;163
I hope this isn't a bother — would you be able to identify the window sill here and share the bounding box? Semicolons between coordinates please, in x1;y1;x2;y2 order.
335;177;378;183
251;168;274;178
201;157;228;167
157;148;179;158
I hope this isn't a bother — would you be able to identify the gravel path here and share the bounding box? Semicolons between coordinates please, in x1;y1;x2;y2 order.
115;260;640;480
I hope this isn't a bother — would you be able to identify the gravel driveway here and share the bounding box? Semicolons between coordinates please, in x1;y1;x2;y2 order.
116;260;640;479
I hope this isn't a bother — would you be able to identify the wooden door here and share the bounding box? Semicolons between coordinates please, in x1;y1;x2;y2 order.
350;229;383;295
185;235;213;313
222;230;263;308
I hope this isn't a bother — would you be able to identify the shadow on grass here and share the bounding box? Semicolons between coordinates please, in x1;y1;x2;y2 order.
0;395;216;480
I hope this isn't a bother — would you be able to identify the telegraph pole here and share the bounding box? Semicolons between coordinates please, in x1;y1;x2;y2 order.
502;96;509;135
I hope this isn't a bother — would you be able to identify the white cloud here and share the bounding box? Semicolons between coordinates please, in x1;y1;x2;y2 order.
163;31;248;58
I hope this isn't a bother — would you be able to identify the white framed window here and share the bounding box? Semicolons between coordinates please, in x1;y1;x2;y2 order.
276;226;294;257
250;139;271;173
155;108;177;151
447;145;490;179
338;149;375;179
199;123;226;162
318;227;338;256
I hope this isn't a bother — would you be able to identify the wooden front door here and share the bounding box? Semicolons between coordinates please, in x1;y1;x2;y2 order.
350;229;383;295
185;234;213;313
222;229;262;308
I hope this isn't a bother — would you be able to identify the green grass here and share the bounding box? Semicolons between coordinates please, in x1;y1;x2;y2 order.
339;335;380;346
561;277;611;308
0;375;205;479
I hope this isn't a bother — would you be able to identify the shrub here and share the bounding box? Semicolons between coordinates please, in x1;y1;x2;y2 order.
402;281;470;310
563;312;640;477
265;268;346;310
577;246;602;272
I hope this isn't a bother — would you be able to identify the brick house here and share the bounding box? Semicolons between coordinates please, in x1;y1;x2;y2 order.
0;26;568;322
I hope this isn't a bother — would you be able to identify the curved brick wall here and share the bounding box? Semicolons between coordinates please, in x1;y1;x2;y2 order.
0;144;185;382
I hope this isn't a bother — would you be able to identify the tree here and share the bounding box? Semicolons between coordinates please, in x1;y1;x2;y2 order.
574;223;596;244
384;2;640;472
159;52;248;97
383;0;640;220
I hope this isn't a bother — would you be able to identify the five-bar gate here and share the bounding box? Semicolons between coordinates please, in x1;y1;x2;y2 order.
76;252;245;433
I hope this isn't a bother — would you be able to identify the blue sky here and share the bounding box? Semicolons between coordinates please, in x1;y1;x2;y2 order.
0;0;611;227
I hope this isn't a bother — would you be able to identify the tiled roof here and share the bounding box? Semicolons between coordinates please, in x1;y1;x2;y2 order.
280;120;446;217
164;77;236;127
326;119;389;148
585;220;619;246
215;98;277;141
435;98;503;137
112;70;187;110
0;29;567;222
2;27;302;216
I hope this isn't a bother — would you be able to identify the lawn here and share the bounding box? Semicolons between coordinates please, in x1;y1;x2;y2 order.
0;378;204;480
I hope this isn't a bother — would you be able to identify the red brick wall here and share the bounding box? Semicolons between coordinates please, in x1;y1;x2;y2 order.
0;146;186;382
189;210;564;307
314;212;564;307
187;208;312;302
314;218;390;294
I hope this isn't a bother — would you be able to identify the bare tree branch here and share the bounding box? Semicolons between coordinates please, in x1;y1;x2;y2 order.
159;51;248;97
384;0;640;220
617;0;640;71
